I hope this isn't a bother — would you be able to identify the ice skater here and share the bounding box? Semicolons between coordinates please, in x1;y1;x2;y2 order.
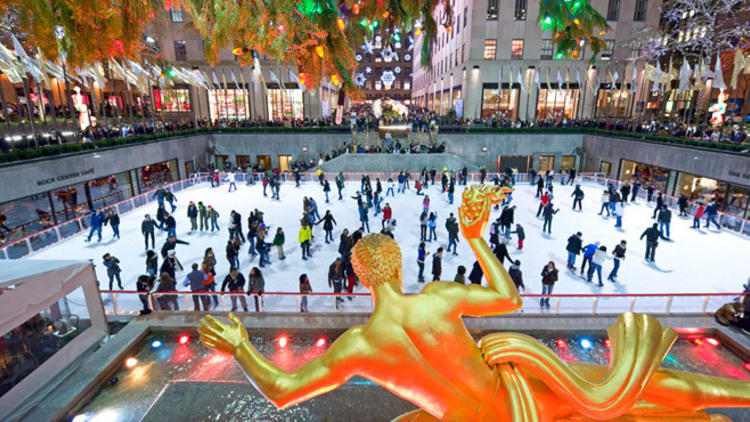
141;214;158;249
228;171;237;192
571;185;584;210
316;210;337;244
657;206;672;238
106;209;120;239
587;245;608;287
692;202;705;229
565;232;583;270
187;201;198;231
607;240;627;282
323;179;331;203
85;209;105;242
541;202;559;234
103;253;123;290
640;223;668;263
540;261;558;308
598;190;611;217
705;201;721;230
208;205;220;231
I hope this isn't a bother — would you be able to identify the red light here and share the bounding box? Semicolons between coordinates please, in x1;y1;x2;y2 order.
315;337;327;347
705;338;719;347
178;334;190;345
743;363;750;373
556;339;567;349
604;339;611;348
278;335;288;348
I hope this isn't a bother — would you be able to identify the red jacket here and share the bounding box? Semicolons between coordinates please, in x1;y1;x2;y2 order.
383;207;392;220
540;194;550;206
694;205;705;218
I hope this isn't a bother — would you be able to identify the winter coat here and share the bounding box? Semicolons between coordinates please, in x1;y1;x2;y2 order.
657;208;672;223
542;204;558;219
318;214;337;231
512;225;525;240
613;202;625;217
706;203;718;216
539;194;550;206
103;257;121;276
226;243;238;259
328;262;345;282
198;204;207;218
493;243;513;264
420;214;428;226
383;207;392;220
160;257;182;279
468;261;483;284
571;188;584;200
428;214;438;228
641;226;665;243
582;243;598;259
612;244;626;259
499;208;514;227
187;205;198;219
141;219;158;234
146;252;158;274
417;248;427;263
155;274;176;293
108;213;120;226
273;232;285;246
338;234;351;256
566;235;583;254
695;205;705;218
447;222;459;239
165;216;176;229
508;264;524;290
323;181;331;192
221;273;246;292
136;275;154;293
89;211;104;227
592;249;609;266
601;192;610;203
432;255;442;276
541;267;558;286
157;207;169;222
185;270;207;291
300;279;312;294
298;225;312;243
208;208;220;221
247;273;265;294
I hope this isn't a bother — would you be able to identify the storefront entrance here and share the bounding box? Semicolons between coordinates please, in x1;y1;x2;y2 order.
539;155;555;172
256;155;272;171
497;155;531;173
278;155;293;172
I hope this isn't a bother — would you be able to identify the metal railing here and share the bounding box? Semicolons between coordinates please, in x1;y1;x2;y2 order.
99;290;747;317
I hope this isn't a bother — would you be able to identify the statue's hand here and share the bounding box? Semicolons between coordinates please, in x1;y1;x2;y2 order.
459;185;514;239
199;313;249;356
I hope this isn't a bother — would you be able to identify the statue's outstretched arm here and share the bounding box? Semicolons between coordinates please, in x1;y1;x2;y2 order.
199;314;365;408
441;185;520;316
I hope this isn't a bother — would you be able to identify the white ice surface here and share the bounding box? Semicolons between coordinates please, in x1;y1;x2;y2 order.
27;179;748;314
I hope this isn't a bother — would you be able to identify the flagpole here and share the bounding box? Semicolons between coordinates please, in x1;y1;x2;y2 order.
579;67;588;120
21;76;38;145
0;76;11;130
524;69;531;122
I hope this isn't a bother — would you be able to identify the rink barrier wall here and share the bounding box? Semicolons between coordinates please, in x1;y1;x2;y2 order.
2;171;749;259
98;290;748;317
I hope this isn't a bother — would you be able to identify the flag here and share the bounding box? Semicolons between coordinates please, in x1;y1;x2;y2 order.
630;64;638;94
731;47;747;89
678;58;691;93
713;52;727;92
230;69;241;90
268;69;281;84
576;68;582;87
289;69;304;91
534;68;540;91
652;61;661;93
506;66;512;91
556;69;563;89
565;68;570;90
211;69;220;86
12;34;43;82
498;66;503;95
545;68;551;91
516;68;526;93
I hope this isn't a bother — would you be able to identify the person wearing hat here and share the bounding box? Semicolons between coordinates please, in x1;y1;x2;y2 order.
508;260;524;291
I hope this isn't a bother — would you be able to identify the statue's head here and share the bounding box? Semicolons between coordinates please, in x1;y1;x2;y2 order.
351;233;402;291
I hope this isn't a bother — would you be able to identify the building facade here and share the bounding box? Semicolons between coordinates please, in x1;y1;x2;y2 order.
410;0;662;121
351;28;414;104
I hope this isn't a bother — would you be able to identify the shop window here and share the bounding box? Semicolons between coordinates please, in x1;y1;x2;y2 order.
266;88;302;120
256;155;272;171
536;87;580;120
278;155;293;172
511;40;524;60
141;160;177;190
539;155;555;172
481;84;519;119
561;155;577;171
156;88;191;112
0;193;55;242
483;40;497;60
599;161;612;177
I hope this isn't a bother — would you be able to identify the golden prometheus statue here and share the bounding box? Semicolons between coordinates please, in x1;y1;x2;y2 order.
199;185;749;421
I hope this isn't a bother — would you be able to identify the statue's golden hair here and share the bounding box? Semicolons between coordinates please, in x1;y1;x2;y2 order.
351;233;402;288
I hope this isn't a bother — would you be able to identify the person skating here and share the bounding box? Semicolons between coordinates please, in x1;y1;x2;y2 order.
397;172;406;194
187;201;198;232
221;267;248;312
580;241;600;276
85;209;105;242
620;182;631;205
493;238;513;266
152;187;167;208
540;261;558;308
136;275;155;314
228;171;237;192
536;192;550;217
386;178;395;196
511;223;525;250
183;263;209;311
427;212;438;242
608;240;627;282
415;179;423;196
613;201;625;228
146;250;158;276
247;267;265;312
587;245;609;287
103;253;123;290
571;185;584;210
105;209;120;239
631;181;641;202
198;201;208;231
678;194;688;217
541;202;559;234
299;274;312;312
657;206;672;238
323;179;331;203
509;260;524;292
256;227;271;267
417;242;429;282
448;180;455;204
646;184;655;202
165;189;177;212
202;258;219;310
652;192;664;219
160;250;183;280
294;168;302;188
226;239;240;269
382;203;392;230
316;210;337;243
489;218;501;250
446;218;459;255
246;220;259;256
208;205;220;231
598;190;611;217
328;258;346;309
535;175;544;197
299;221;312;260
640;223;668;263
273;227;286;260
431;247;443;281
262;175;269;197
693;202;705;229
499;205;515;238
566;232;583;270
141;214;158;249
479;166;487;184
155;272;179;310
705;201;721;230
231;210;246;243
422;195;430;214
358;201;370;233
161;235;189;258
338;229;351;261
335;174;344;200
272;174;281;199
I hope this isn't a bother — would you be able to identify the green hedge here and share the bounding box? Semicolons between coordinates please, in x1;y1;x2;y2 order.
1;126;745;164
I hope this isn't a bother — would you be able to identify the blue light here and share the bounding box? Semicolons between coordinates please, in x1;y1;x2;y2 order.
151;340;163;349
579;338;593;350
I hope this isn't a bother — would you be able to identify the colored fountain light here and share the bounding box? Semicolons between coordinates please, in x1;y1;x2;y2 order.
278;335;289;348
151;340;163;349
579;338;593;350
743;363;750;373
555;339;567;349
125;357;138;368
315;337;327;347
604;339;611;348
178;334;190;346
705;338;720;347
692;338;704;346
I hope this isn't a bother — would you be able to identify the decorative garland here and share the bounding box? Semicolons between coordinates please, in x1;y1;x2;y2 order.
3;0;609;95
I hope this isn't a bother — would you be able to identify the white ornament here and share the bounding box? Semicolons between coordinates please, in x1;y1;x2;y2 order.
382;47;394;61
380;70;396;85
363;38;375;55
375;35;382;42
404;54;412;61
354;73;367;87
55;25;66;40
395;66;402;74
365;66;372;74
408;36;414;51
395;42;402;49
355;54;363;62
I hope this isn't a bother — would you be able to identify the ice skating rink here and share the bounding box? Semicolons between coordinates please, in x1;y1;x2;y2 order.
28;178;749;302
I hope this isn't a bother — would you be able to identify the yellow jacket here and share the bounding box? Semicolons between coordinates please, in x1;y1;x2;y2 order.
298;225;311;243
